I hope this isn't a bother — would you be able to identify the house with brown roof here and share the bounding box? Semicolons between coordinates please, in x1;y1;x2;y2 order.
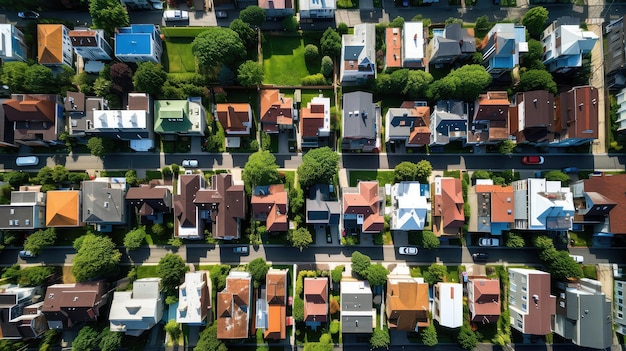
467;91;510;145
468;278;500;324
0;286;48;340
174;174;205;239
0;188;46;230
217;271;252;339
469;180;514;235
37;24;73;67
385;101;431;149
300;95;331;149
385;276;429;331
251;184;288;232
509;90;556;144
553;86;599;147
195;173;246;240
126;184;172;224
45;190;81;227
259;0;294;17
508;268;555;335
258;269;288;340
432;177;464;237
304;277;328;329
42;281;108;329
260;89;293;134
342;181;385;236
2;94;64;147
385;27;402;69
577;173;626;238
216;103;252;149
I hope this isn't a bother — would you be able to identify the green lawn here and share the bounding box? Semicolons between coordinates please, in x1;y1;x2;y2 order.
263;35;320;85
349;170;395;186
160;27;208;74
569;230;593;247
137;265;159;279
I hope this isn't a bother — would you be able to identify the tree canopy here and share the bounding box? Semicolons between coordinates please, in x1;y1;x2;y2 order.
237;60;264;87
0;61;28;92
24;65;55;93
230;19;257;48
421;324;438;346
421;230;440;249
424;263;447;285
458;325;479;350
242;150;281;193
320;28;342;58
290;227;313;251
544;170;570;186
370;328;390;349
247;258;270;288
71;326;100;351
110;62;134;95
415;160;433;183
72;234;121;282
157;254;186;301
24;228;56;255
87;137;109;158
195;324;227;351
499;139;516;155
192;28;246;70
351;251;371;278
366;264;389;286
89;0;130;37
124;226;147;250
518;69;557;94
523;6;549;39
506;233;525;248
133;62;167;97
239;6;266;27
394;161;418;182
99;328;122;351
297;147;340;189
430;65;492;101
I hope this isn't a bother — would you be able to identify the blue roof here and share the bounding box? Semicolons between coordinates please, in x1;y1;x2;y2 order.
116;33;152;55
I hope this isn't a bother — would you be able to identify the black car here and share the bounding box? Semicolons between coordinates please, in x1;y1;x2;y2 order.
18;11;39;19
472;252;489;262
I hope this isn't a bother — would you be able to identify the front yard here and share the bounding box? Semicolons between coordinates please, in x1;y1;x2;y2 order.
262;34;322;86
349;170;395;187
161;27;209;74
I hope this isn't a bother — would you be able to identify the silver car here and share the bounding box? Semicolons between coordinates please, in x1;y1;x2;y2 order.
399;246;418;255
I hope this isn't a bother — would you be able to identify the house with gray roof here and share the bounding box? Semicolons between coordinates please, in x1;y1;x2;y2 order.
340;24;375;85
109;278;163;336
430;23;476;66
82;178;127;232
385;101;431;148
306;184;340;228
0;188;46;230
341;91;380;152
65;91;108;139
429;100;468;146
340;281;375;334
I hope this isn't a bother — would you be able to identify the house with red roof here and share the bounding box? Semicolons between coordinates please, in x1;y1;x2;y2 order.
2;94;64;147
300;96;331;149
304;277;328;329
215;103;252;148
432;177;464;237
467;91;510;145
553;86;599;147
258;269;288;340
217;271;252;339
468;278;501;323
251;184;288;232
342;181;385;236
260;89;293;134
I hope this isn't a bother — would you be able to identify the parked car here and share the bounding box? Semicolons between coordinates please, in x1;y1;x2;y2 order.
16;156;39;167
18;11;39;19
399;246;418;255
479;237;500;247
472;252;489;262
182;159;198;168
521;156;545;165
233;246;248;254
562;167;579;174
216;11;228;18
19;250;36;258
163;10;189;21
325;227;332;243
569;254;584;264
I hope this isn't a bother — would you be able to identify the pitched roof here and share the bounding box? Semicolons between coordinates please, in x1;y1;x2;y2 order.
342;91;377;140
475;184;514;223
385;27;402;68
583;174;626;234
304;277;328;323
42;281;107;328
558;86;599;139
259;0;293;9
177;271;210;324
251;184;288;232
260;90;293;132
174;174;202;230
45;190;80;227
195;174;246;240
343;181;384;233
391;182;429;231
469;278;500;322
126;185;172;217
217;272;251;339
510;90;555;143
264;269;287;339
82;179;126;224
433;177;464;230
385;277;429;330
37;24;65;64
300;97;330;138
216;103;251;135
385;102;430;146
3;95;56;122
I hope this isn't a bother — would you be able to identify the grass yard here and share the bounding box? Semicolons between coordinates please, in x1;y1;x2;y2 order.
263;35;320;85
137;265;159;279
160;27;209;74
349;170;395;186
569;230;593;247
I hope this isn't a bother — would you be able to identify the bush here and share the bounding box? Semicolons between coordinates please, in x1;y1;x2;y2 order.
302;73;326;86
321;56;334;77
506;232;525;248
330;297;340;314
329;320;340;334
304;44;319;63
331;265;344;284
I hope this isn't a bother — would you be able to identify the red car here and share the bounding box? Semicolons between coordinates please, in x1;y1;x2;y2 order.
521;156;545;165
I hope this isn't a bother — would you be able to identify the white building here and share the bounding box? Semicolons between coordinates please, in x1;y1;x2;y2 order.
340;24;376;85
176;271;211;325
299;0;336;19
109;278;163;336
433;282;463;328
402;22;426;68
0;24;27;62
512;178;574;231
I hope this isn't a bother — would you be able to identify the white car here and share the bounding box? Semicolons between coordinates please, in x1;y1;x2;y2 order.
479;237;500;247
399;246;418;255
233;246;248;254
182;159;198;168
163;10;189;21
569;255;584;264
16;156;39;167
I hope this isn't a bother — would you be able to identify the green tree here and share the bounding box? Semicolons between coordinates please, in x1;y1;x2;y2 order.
37;167;54;185
447;64;492;101
405;70;434;99
290;227;313;251
133;62;167;97
0;61;28;92
51;165;69;183
247;257;270;288
549;251;583;280
331;265;344;284
518;69;557;94
237;60;264;87
230;19;257;48
240;5;266;27
522;39;545;70
99;328;122;351
321;28;342;58
390;16;405;28
522;6;549;39
544;170;570;186
394;161;418;182
329;320;340;334
24;228;56;255
124;226;147;250
157;254;186;300
534;235;555;251
506;233;525;248
422;230;440;249
471;170;491;180
165;320;181;344
424;263;447;285
282;16;299;31
289;187;304;215
293;296;304;322
3;171;29;189
366;264;389;286
421;324;438;347
242;150;280;193
499;140;516;155
18;266;54;286
321;56;334;77
336;22;348;35
351;251;371;278
86;137;107;157
24;65;55;93
72;235;121;282
90;0;130;37
93;77;112;98
305;44;319;63
125;169;139;186
415;160;433;183
192;28;246;70
370;328;390;349
458;325;478;350
297;147;340;189
195;324;227;351
475;15;492;32
72;326;100;351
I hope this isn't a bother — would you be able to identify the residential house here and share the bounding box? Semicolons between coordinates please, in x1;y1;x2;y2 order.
579;173;626;236
342;181;385;236
385;276;429;331
482;23;528;76
429;100;468;146
259;0;294;17
216;103;252;148
37;24;73;67
257;269;288;340
90;92;154;151
467;91;510;145
65;91;107;139
385;27;402;69
154;97;206;138
512;178;574;232
508;268;556;335
553;279;612;349
174;174;204;240
509;90;556;144
126;184;172;224
45;190;81;227
300;95;331;149
616;87;626;133
468;180;514;235
433;283;463;329
341;281;375;333
0;24;27;62
614;279;626;334
341;91;380;152
385;101;430;148
468;278;500;323
553;86;599;147
217;271;252;339
176;271;211;325
541;17;598;74
109;278;163;336
306;184;340;229
114;24;162;64
251;184;288;232
432;177;464;237
390;182;430;231
430;23;475;66
2;93;64;147
402;22;427;68
69;29;112;73
42;281;108;329
605;17;626;90
299;0;335;19
195;173;246;240
82;178;127;232
304;277;328;329
340;23;375;85
260;89;293;134
0;188;46;230
0;286;47;340
570;178;616;243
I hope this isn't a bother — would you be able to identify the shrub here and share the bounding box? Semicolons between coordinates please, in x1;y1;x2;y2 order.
329;320;340;334
321;56;334;77
330;297;340;314
304;44;319;63
302;73;327;86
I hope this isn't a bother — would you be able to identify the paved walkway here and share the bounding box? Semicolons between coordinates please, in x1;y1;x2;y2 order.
588;18;608;154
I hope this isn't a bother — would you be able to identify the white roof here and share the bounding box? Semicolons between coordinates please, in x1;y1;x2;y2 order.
177;271;210;324
300;0;336;11
341;280;372;294
310;96;331;132
403;22;424;61
93;109;147;129
527;178;574;229
109;278;163;335
434;283;463;328
391;182;429;230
